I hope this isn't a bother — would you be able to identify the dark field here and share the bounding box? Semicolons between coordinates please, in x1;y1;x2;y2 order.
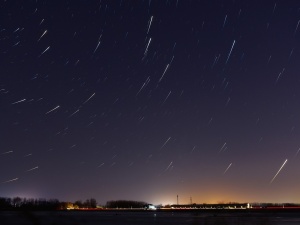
1;210;300;225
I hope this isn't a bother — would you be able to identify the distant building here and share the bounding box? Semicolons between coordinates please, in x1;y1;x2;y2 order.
144;204;157;210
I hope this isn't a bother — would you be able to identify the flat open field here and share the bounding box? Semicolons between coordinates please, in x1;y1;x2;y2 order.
1;210;300;225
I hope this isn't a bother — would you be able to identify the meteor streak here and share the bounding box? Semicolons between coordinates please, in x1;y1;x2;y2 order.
12;99;26;104
270;159;288;184
147;16;153;34
38;46;50;57
26;166;39;172
225;40;235;64
144;37;152;55
2;178;18;184
223;163;232;174
38;30;47;42
1;151;13;155
45;105;60;114
160;137;171;149
164;161;173;171
83;93;95;104
158;64;169;82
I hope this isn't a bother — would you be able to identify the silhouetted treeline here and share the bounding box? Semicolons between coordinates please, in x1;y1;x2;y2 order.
0;197;60;210
106;200;147;208
252;203;300;207
73;198;97;208
0;197;98;210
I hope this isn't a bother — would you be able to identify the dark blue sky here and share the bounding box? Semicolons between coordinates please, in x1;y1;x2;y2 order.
1;0;300;205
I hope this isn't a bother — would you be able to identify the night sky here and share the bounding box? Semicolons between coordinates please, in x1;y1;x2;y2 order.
1;0;300;205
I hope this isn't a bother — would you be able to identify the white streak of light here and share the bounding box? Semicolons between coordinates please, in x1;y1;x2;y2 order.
83;93;95;104
38;30;47;42
275;68;285;84
225;40;235;64
2;178;18;184
270;159;288;184
162;91;171;104
12;99;26;104
39;46;50;57
144;37;152;55
1;151;13;155
160;137;171;149
165;161;173;171
69;109;80;117
222;15;227;29
97;163;104;168
158;64;169;82
93;35;102;53
26;166;39;172
223;163;232;174
136;76;150;96
147;16;153;34
45;105;60;114
219;142;226;153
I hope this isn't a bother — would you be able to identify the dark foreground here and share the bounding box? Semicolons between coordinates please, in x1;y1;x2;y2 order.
1;210;300;225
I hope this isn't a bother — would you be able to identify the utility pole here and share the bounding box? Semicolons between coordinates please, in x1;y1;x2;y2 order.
190;197;192;205
177;195;178;205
